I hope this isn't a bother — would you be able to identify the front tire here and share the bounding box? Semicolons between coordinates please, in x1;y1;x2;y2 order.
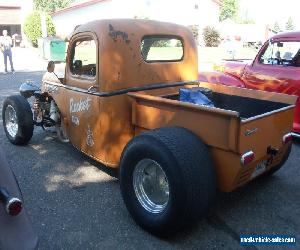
120;127;216;237
2;95;34;145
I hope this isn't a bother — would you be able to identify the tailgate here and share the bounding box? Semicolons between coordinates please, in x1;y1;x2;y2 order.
238;106;294;158
199;82;297;157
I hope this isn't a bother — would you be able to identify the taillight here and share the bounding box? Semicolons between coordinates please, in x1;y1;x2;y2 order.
283;133;293;144
241;151;255;165
6;198;22;216
0;187;22;216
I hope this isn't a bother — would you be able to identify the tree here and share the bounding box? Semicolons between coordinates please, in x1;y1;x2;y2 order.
24;11;56;46
203;26;221;47
219;0;239;22
285;17;294;31
188;25;199;44
273;22;281;33
34;0;73;12
236;10;255;24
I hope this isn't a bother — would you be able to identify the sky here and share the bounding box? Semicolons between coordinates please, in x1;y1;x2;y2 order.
239;0;300;29
128;0;300;30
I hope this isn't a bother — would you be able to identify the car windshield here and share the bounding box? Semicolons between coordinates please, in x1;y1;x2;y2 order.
260;41;300;66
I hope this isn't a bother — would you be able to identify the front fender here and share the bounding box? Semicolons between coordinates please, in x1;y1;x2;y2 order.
198;71;246;88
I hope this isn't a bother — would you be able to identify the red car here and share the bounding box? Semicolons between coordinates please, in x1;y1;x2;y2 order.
199;31;300;136
0;147;38;249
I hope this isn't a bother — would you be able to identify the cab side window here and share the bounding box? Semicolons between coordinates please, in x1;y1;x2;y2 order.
70;38;97;77
259;41;300;67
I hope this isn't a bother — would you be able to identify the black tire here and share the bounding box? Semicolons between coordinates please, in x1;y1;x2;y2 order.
2;95;34;145
119;127;217;237
262;142;292;177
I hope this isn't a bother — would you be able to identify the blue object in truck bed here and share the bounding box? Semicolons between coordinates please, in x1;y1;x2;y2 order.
179;88;214;107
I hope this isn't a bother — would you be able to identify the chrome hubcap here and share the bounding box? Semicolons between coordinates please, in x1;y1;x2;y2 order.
133;159;169;214
5;105;18;138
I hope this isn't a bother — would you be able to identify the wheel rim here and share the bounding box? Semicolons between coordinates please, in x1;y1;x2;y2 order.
133;159;169;214
5;105;18;138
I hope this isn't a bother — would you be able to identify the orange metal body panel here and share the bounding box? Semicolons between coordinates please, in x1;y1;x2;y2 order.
41;19;296;192
239;110;293;157
130;91;239;151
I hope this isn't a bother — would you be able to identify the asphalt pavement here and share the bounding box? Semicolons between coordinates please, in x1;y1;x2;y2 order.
0;71;299;249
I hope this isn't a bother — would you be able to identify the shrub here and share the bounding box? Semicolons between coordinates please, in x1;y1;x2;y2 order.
187;25;199;44
24;11;56;47
202;26;221;47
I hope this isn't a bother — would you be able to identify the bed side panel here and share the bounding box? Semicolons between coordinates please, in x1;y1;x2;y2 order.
132;96;239;151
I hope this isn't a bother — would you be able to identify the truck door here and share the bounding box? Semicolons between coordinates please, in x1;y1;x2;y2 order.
64;32;101;157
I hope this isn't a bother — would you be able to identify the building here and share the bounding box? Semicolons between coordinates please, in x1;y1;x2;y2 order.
52;0;221;39
0;0;33;36
218;19;271;45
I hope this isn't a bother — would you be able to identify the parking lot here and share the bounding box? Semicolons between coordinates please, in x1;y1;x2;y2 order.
0;71;299;249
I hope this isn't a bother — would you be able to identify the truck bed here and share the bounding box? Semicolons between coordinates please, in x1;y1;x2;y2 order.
129;82;296;155
165;91;289;119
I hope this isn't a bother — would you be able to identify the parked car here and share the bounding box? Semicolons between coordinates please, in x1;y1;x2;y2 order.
1;19;296;236
0;147;38;250
199;31;300;137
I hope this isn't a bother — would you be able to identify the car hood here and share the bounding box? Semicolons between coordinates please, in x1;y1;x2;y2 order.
215;60;249;79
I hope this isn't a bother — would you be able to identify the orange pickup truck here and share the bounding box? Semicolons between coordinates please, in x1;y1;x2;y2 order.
2;19;296;236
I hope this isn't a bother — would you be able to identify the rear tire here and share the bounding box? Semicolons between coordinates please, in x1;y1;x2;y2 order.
2;95;34;145
119;127;216;237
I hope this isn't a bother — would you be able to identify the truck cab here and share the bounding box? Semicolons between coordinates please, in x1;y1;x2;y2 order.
42;19;198;166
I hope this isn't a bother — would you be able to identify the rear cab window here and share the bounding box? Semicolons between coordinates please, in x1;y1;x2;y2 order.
70;37;97;78
141;36;184;62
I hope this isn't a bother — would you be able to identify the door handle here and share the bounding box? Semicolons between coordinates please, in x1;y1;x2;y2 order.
87;85;98;92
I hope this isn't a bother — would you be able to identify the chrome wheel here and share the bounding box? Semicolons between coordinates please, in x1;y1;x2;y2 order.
5;105;18;138
133;159;169;214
